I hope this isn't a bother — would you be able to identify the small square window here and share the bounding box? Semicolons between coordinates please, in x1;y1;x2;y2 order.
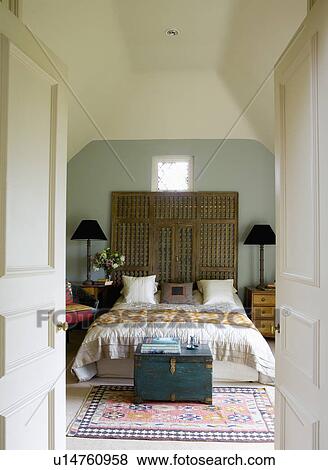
151;156;194;191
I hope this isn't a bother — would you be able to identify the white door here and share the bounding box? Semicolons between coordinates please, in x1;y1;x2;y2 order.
0;6;67;449
275;0;328;449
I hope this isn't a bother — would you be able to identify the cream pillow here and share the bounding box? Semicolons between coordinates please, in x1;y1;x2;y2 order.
120;281;158;295
122;275;157;304
197;279;236;305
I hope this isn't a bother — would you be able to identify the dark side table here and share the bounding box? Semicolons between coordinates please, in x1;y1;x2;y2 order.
73;283;121;309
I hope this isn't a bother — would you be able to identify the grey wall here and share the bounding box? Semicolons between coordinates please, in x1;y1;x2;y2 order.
67;139;275;298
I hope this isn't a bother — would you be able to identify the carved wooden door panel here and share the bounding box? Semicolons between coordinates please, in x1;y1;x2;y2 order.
154;223;194;282
111;191;238;286
155;224;175;282
175;224;195;282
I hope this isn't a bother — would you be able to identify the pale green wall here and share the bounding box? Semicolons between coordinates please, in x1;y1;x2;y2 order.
67;139;275;298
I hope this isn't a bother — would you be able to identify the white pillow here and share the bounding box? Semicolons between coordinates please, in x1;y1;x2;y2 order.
122;275;157;304
120;281;158;295
197;279;236;305
197;279;237;294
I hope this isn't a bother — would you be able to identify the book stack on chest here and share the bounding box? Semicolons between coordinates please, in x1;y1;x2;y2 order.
140;337;181;354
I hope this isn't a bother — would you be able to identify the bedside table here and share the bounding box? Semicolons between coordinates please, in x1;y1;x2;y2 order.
72;283;120;309
245;287;275;338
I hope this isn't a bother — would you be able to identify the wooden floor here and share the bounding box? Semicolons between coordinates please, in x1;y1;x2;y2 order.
66;330;275;450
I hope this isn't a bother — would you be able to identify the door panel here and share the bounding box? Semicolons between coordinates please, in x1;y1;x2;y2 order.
0;305;55;375
281;307;319;386
275;0;328;449
1;385;54;450
175;224;194;282
276;388;319;450
155;224;194;282
6;44;57;274
279;33;319;286
0;6;67;449
156;224;174;282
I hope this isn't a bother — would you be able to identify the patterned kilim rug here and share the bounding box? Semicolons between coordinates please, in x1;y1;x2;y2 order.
67;385;274;442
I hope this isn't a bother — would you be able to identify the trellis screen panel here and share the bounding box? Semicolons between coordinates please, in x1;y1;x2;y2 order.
111;192;238;287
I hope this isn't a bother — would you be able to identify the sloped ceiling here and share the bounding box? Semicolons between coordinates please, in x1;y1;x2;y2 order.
22;0;307;159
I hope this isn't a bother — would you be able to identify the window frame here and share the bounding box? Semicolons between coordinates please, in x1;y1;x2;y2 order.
151;155;194;192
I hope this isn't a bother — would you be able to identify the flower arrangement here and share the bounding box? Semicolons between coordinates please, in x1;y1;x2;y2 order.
93;248;125;280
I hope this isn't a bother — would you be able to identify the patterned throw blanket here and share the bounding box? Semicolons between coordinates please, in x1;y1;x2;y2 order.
92;308;256;329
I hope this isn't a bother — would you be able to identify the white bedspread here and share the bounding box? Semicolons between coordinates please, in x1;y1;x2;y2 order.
72;295;275;384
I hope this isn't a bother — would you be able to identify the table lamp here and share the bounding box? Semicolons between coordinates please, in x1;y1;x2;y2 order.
244;224;276;289
71;219;107;285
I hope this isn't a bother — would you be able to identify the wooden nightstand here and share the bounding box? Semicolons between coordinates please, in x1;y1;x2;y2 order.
72;283;120;309
245;287;276;338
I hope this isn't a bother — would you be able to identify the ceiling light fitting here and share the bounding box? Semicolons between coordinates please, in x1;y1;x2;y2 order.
165;28;180;38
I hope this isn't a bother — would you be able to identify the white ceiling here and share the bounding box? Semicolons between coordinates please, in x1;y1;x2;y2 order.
22;0;307;159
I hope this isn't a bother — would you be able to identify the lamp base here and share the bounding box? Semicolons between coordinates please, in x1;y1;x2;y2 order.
256;283;275;291
256;284;267;290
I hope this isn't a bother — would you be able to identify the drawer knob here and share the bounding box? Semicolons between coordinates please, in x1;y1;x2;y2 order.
261;297;266;302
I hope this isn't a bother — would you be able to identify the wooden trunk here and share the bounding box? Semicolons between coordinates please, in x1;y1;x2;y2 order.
134;344;213;404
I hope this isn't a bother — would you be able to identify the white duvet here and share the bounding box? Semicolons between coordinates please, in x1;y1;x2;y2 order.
72;293;275;384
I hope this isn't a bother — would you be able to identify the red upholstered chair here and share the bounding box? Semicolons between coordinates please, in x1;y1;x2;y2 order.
66;281;99;330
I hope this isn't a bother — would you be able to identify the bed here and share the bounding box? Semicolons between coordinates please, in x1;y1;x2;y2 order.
72;291;275;384
71;192;275;384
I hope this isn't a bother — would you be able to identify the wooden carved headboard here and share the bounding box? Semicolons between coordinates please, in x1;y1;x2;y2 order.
111;191;238;287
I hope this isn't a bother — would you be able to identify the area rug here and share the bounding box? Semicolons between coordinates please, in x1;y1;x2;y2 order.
67;385;274;442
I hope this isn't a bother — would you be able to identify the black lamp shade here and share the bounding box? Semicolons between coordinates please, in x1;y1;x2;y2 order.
71;220;107;240
244;224;275;245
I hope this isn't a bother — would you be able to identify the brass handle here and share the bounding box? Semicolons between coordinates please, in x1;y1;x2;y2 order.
57;321;69;332
170;358;176;375
261;297;266;302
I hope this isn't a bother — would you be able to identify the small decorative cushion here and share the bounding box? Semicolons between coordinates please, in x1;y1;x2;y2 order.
66;303;94;325
66;281;73;305
161;283;193;304
197;279;236;305
122;275;157;304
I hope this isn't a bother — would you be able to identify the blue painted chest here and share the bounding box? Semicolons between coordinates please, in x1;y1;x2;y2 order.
134;344;213;404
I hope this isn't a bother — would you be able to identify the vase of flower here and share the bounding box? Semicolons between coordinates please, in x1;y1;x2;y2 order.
93;248;125;284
